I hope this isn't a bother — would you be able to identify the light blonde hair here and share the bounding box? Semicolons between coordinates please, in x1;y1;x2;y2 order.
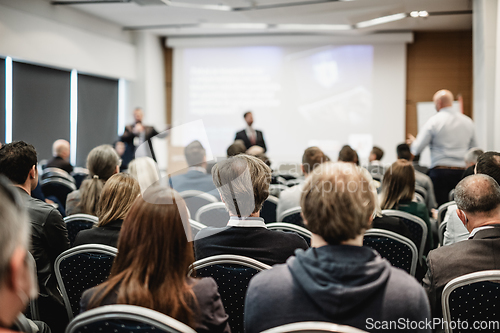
79;145;121;215
97;173;141;227
212;154;271;217
128;157;159;195
379;159;415;210
301;162;376;244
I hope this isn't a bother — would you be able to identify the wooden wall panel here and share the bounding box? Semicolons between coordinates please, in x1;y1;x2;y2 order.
406;31;473;137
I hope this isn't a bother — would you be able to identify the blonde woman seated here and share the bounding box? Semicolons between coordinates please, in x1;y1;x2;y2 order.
66;145;121;216
127;156;159;195
380;159;433;254
73;173;140;248
80;186;230;333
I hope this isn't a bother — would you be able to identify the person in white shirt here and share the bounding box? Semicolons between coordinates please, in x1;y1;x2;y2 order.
235;111;267;152
407;89;477;206
366;146;385;181
276;147;329;219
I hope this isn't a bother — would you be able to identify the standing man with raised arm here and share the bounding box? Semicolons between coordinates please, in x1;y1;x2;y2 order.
407;89;476;206
120;107;160;152
235;111;267;153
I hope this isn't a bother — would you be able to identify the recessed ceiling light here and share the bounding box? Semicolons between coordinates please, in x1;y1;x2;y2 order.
410;11;419;18
418;11;429;17
355;13;407;29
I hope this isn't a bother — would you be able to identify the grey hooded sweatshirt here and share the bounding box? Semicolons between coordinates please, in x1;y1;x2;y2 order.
244;245;431;333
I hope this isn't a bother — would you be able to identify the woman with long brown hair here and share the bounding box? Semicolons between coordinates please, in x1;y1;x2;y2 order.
66;144;121;216
73;173;140;248
80;185;230;332
379;159;433;254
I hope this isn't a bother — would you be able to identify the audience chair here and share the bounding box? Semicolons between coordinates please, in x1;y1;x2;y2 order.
42;167;76;183
55;244;118;320
12;313;36;333
64;214;99;246
285;178;302;187
189;219;207;240
66;304;196;333
438;220;447;247
381;210;428;265
261;322;368;333
41;177;77;210
71;167;90;189
189;254;271;333
278;207;304;227
437;201;456;225
448;189;455;202
179;190;218;220
414;193;425;204
269;184;288;198
194;202;229;228
24;251;40;321
442;270;500;333
363;229;418;276
260;195;279;223
414;185;428;204
266;222;312;246
273;172;299;181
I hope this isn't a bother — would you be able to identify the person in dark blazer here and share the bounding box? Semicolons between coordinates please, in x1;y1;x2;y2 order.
194;154;308;266
234;111;267;152
169;141;218;197
45;139;73;174
423;174;500;319
73;173;140;248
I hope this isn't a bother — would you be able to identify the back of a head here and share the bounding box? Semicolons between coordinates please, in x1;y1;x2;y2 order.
476;152;500;185
97;173;141;227
79;145;121;215
300;162;376;244
396;143;412;161
464;148;484;166
0;141;37;185
338;145;357;163
89;185;196;325
371;146;384;161
380;159;415;210
227;140;246;157
455;174;500;216
184;140;206;167
128;157;159;194
212;154;271;217
302;147;330;175
52;139;70;157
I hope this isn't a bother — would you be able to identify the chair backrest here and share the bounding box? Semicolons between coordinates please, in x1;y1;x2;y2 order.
12;313;35;333
442;270;500;333
269;184;288;198
55;244;118;320
41;178;77;209
72;167;90;190
64;214;99;246
189;219;207;240
448;189;455;202
363;229;418;276
278;207;304;227
414;185;428;202
438;201;456;225
189;255;271;333
179;190;218;219
42;167;76;183
24;251;40;321
260;195;279;223
261;322;368;333
266;222;312;246
381;210;427;265
194;202;229;228
414;193;425;204
285;178;302;187
66;304;197;333
438;220;447;246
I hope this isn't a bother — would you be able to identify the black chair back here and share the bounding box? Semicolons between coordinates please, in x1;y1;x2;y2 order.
194;203;229;228
260;196;279;223
189;255;270;333
55;245;118;320
179;191;218;219
363;229;418;276
279;207;304;227
41;178;76;210
64;214;99;246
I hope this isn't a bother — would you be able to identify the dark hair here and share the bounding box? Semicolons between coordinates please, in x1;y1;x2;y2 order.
371;146;384;160
338;145;357;164
396;143;412;161
87;186;197;327
0;141;38;185
227;141;246;157
302;147;329;174
476;152;500;185
243;111;252;119
184;141;205;167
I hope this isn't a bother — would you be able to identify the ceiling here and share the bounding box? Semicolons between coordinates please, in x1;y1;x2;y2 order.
56;0;473;37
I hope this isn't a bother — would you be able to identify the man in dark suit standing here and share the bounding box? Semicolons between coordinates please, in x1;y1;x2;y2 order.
235;111;267;152
120;107;160;153
423;173;500;319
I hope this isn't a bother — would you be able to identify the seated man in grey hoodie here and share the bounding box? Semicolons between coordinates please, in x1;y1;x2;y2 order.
245;162;431;333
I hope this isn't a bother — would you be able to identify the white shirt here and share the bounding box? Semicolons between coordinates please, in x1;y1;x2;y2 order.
468;225;495;239
276;183;304;219
245;126;256;143
188;166;207;174
227;216;267;228
410;106;477;168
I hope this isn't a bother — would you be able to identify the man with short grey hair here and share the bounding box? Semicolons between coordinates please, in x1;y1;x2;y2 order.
423;174;500;319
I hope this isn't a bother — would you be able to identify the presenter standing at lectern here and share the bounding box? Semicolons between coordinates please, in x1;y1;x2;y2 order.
235;111;267;153
121;107;160;151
